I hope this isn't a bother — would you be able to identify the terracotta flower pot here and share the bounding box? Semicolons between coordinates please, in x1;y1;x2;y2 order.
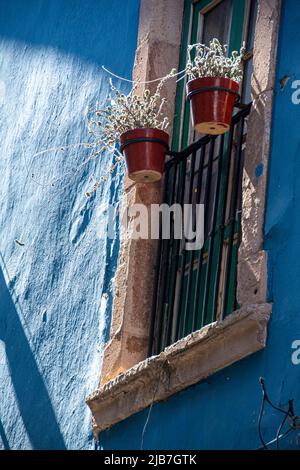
186;76;240;135
120;128;169;183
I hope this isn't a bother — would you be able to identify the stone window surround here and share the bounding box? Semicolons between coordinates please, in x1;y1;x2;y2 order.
86;0;282;437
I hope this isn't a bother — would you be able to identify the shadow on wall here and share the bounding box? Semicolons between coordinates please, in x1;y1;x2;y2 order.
0;255;66;450
0;418;10;450
0;0;139;71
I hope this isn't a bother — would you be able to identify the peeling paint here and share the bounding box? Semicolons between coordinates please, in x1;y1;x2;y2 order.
255;163;264;178
279;74;291;90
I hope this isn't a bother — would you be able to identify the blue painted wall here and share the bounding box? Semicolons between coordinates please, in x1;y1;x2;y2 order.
0;0;140;450
101;0;300;450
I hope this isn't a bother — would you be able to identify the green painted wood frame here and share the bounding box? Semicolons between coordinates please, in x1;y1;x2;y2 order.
163;0;248;346
172;0;246;152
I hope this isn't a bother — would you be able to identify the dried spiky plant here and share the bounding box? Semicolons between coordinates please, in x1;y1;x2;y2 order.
186;38;246;83
87;69;176;161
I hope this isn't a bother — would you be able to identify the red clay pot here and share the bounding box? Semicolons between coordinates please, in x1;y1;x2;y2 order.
186;76;240;135
120;128;169;183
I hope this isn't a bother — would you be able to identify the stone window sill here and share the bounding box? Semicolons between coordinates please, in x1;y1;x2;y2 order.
86;303;271;435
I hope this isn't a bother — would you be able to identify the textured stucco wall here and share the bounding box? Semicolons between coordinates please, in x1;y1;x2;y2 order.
100;0;300;450
0;0;139;450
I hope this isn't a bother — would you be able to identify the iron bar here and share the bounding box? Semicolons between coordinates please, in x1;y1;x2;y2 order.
166;160;186;346
178;150;197;339
162;157;187;349
211;123;236;322
191;137;215;333
221;117;245;318
150;105;251;355
150;168;170;354
201;134;225;327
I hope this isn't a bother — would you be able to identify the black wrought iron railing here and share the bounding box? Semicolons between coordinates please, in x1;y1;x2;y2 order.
148;104;251;356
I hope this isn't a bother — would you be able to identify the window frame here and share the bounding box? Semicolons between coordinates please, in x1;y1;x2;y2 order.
155;0;258;351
